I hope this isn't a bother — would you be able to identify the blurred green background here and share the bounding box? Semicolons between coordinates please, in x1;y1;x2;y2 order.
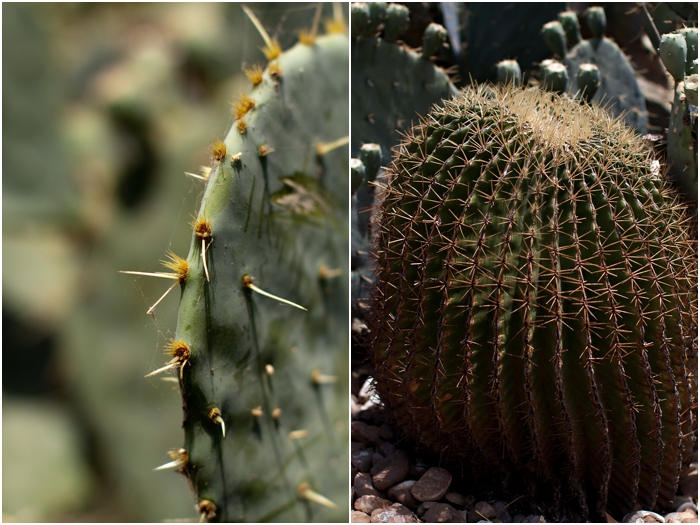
2;3;340;521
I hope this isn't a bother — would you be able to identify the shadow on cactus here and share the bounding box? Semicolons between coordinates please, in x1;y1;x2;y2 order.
121;5;349;522
366;83;697;521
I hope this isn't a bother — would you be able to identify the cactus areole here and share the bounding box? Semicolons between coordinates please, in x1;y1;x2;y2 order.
368;84;697;521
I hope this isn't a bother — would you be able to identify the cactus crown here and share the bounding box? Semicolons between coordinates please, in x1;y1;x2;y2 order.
422;84;642;155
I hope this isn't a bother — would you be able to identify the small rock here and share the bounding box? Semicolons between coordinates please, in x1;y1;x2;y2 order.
388;480;418;509
423;502;466;523
496;509;512;523
469;502;496;522
676;503;697;514
387;516;416;523
353;449;375;472
353;510;372;523
352;421;383;445
417;501;438;517
379;424;396;441
380;440;397;457
355;472;382;497
678;509;698;522
623;510;664;523
372;451;411;491
665;512;685;523
373;452;386;468
352;441;367;453
355;495;391;515
411;467;453;502
358;377;376;403
522;515;546;523
375;507;414;524
512;514;526;523
446;492;468;508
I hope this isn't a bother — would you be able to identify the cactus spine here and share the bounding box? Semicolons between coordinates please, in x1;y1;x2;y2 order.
368;84;697;521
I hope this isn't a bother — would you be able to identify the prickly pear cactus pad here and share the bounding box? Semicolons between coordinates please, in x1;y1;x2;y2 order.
151;31;349;522
351;33;458;159
368;84;697;521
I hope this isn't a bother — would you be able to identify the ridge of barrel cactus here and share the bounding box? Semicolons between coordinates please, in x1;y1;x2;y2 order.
659;29;699;202
367;83;697;521
542;7;649;134
133;17;349;522
351;3;458;325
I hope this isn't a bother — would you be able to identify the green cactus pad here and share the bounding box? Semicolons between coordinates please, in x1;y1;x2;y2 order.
558;10;582;47
542;21;568;58
585;6;606;39
542;60;569;94
368;84;697;521
496;59;522;86
577;62;601;102
667;79;698;201
660;32;688;82
167;33;349;522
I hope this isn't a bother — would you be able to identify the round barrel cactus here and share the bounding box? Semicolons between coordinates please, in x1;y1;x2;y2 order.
368;84;697;521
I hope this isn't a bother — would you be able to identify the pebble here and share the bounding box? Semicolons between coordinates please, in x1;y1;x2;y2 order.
355;495;391;515
497;509;512;523
353;510;372;523
353;449;375;472
417;502;437;517
411;467;453;502
355;472;383;497
352;421;383;445
371;502;414;523
352;441;367;453
423;502;466;523
522;515;546;523
468;502;497;522
387;480;418;510
669;509;697;523
623;510;665;523
445;492;468;508
512;514;526;523
372;450;411;491
358;377;375;403
380;440;397;457
676;503;697;514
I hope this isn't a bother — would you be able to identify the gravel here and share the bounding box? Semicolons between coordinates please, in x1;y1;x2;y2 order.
351;373;699;524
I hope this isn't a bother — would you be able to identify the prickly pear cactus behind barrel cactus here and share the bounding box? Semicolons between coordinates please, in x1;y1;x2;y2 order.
368;83;697;521
146;29;349;522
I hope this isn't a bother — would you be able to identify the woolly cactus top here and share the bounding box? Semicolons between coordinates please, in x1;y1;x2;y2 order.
410;83;648;161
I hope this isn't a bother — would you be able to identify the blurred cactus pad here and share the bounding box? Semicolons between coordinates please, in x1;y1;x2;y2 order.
124;7;350;523
367;83;697;521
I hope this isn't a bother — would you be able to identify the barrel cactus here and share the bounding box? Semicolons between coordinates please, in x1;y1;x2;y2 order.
367;83;697;521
